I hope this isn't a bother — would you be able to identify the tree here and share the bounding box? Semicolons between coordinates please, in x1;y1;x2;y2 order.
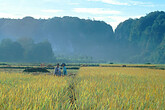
0;39;24;62
26;41;54;62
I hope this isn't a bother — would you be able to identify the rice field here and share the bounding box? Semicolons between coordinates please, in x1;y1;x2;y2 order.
75;67;165;109
0;72;71;109
0;67;165;109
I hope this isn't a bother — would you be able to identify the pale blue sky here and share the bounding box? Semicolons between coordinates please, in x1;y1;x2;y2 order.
0;0;165;29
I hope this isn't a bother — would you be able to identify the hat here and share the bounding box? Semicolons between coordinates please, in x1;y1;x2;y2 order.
61;63;66;66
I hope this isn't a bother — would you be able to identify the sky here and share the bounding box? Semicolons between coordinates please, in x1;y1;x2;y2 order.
0;0;165;30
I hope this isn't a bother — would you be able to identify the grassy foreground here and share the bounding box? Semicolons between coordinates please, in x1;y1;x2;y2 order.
0;73;71;109
0;67;165;109
75;67;165;109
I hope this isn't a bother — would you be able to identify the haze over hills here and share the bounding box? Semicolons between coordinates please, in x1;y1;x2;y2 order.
0;11;165;63
115;11;165;63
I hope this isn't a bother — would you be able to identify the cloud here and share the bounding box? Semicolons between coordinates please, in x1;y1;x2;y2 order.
69;3;80;5
88;0;154;6
128;0;154;7
0;13;21;19
92;15;142;30
43;0;60;2
88;0;129;5
92;16;126;30
108;15;142;30
0;12;55;19
73;8;121;15
41;9;63;13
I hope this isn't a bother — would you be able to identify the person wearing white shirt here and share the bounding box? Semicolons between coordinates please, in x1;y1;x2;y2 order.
54;63;61;76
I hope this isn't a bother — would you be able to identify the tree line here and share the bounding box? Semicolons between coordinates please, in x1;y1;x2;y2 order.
0;11;165;63
0;38;54;63
115;11;165;63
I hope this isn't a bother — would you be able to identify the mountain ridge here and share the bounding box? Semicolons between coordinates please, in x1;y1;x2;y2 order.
0;11;165;63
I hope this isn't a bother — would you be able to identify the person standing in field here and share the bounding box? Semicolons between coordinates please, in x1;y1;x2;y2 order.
61;63;67;76
54;63;61;76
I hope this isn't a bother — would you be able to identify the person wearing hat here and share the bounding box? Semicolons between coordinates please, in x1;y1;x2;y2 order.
61;63;67;76
54;63;61;76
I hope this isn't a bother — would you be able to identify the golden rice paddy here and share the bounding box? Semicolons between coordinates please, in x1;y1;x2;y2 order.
0;67;165;109
0;73;70;109
75;67;165;109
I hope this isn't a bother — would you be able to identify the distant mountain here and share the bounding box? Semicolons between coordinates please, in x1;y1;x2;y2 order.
0;16;114;59
0;11;165;63
115;11;165;63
